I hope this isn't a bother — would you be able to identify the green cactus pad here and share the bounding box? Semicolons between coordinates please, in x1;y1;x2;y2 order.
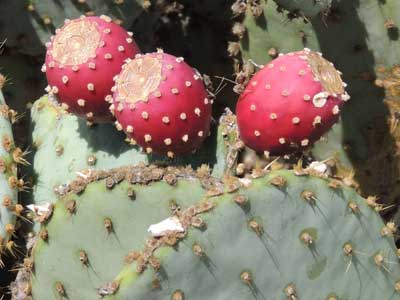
32;171;400;300
103;170;400;300
0;88;19;259
29;165;219;300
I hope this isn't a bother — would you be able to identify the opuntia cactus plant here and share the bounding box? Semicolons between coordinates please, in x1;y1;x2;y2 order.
1;1;400;300
22;166;400;299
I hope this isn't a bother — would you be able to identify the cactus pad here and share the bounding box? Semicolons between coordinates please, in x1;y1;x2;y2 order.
29;165;218;300
28;166;400;299
0;88;21;260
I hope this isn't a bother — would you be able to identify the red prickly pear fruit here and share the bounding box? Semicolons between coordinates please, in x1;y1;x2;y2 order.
111;50;212;158
43;15;141;123
236;48;350;155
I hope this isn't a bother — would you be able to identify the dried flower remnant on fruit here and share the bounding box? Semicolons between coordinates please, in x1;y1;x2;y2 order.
116;56;162;104
51;20;101;65
307;51;345;95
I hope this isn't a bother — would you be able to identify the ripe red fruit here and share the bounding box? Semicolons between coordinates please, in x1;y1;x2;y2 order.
236;49;350;155
43;15;140;123
111;50;212;157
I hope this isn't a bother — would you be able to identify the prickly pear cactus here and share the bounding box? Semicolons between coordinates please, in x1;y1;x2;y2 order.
0;0;148;56
0;87;23;260
234;0;400;202
3;2;400;299
30;95;234;208
27;165;219;300
27;166;400;299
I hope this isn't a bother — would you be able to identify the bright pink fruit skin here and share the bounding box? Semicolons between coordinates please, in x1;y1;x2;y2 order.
112;52;212;157
44;15;140;123
236;49;349;155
